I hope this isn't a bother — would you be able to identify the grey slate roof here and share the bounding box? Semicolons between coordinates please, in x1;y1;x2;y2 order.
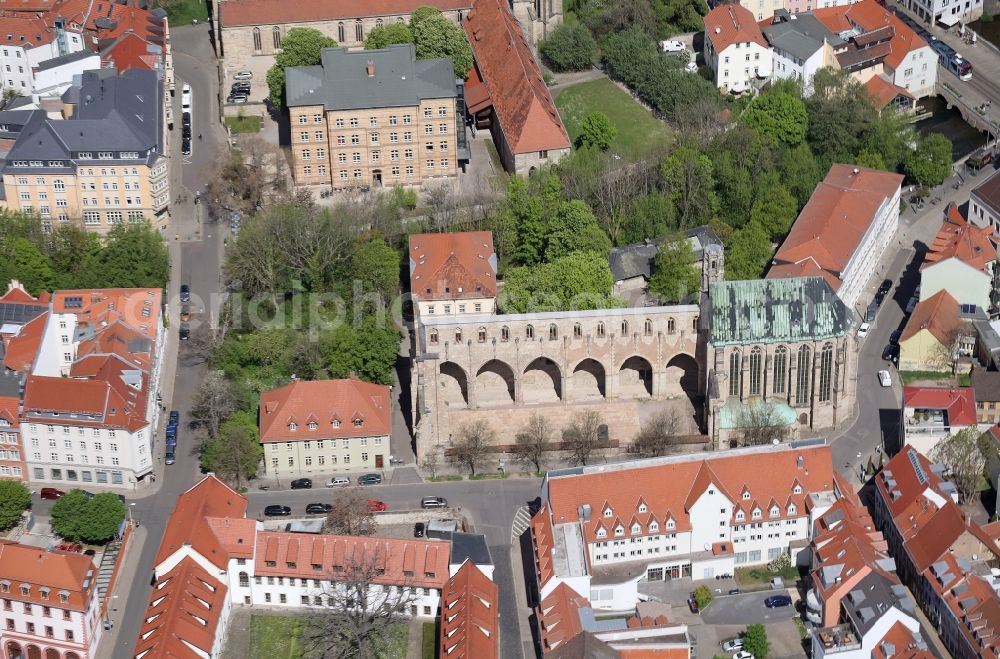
449;531;493;567
36;49;98;72
971;369;1000;402
842;571;913;637
285;44;456;110
763;13;843;61
709;276;852;345
609;225;722;282
3;68;162;169
0;371;20;398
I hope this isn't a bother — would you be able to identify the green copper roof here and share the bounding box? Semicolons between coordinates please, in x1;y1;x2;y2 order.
719;399;797;429
710;276;852;346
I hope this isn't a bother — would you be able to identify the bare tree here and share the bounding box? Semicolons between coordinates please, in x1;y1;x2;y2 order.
513;413;551;473
325;487;377;536
564;410;605;466
633;408;684;457
931;427;987;503
734;401;792;447
205;137;294;219
190;370;237;439
419;449;440;479
589;159;658;245
448;420;496;476
305;545;418;659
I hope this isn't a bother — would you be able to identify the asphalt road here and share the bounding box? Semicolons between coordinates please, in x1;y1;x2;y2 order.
701;592;797;625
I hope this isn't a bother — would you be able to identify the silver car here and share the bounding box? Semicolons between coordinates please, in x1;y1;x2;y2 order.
421;496;448;509
233;70;253;81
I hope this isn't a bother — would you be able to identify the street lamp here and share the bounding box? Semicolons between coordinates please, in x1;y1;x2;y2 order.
128;502;136;527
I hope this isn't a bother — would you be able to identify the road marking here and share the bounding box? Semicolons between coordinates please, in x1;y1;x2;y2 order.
511;506;532;545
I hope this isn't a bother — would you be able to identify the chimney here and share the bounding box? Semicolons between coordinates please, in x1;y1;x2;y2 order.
366;60;375;77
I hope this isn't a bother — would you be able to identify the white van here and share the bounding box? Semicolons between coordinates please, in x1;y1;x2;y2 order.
878;370;892;388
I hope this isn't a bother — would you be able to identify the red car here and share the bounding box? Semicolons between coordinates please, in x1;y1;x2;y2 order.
55;543;82;553
368;500;387;512
40;488;65;500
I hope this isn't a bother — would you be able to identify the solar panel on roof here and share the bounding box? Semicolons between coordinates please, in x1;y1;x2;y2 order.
908;450;927;484
0;303;45;325
63;296;83;309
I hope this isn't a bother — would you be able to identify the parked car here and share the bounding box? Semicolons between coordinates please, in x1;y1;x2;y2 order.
368;500;387;512
358;473;382;485
878;369;892;388
76;489;95;499
180;305;191;322
290;478;313;489
40;488;65;500
421;496;448;509
180;284;191;302
857;322;870;339
264;505;292;516
764;595;792;608
733;652;755;659
231;82;251;94
864;301;878;322
879;279;893;294
687;596;699;613
728;588;741;595
55;543;83;553
227;94;248;104
233;69;253;81
722;638;744;653
181;83;191;110
889;329;901;345
414;522;425;538
305;503;333;514
906;296;918;314
165;450;175;465
881;344;899;365
325;476;351;487
169;410;179;424
182;138;191;156
179;323;190;340
181;111;191;128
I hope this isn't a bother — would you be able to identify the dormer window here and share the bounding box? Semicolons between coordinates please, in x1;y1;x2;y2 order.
631;523;641;535
288;422;297;431
638;502;647;513
770;506;779;518
788;504;797;515
596;527;607;539
20;584;29;596
752;509;761;519
649;521;659;533
742;491;751;500
793;485;802;494
353;419;363;427
308;422;317;430
666;518;675;530
736;510;745;521
0;581;9;593
58;592;68;603
614;525;624;537
332;419;341;428
603;507;613;518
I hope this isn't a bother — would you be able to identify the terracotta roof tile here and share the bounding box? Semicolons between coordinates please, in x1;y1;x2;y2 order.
154;476;248;571
409;231;497;301
902;386;977;426
133;556;227;659
769;164;903;292
259;377;391;443
439;561;498;659
705;3;767;51
536;582;588;653
865;75;914;111
462;0;571;154
813;0;927;70
52;288;162;343
900;289;963;345
870;621;924;659
23;373;149;433
219;0;471;27
0;540;96;611
3;311;47;373
922;203;998;272
547;445;835;544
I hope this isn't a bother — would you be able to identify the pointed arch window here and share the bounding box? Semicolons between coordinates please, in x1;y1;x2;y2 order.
525;324;534;339
477;327;487;343
573;323;582;338
548;324;558;341
455;328;463;343
337;22;345;42
355;20;363;42
429;329;438;344
645;319;653;336
596;322;605;338
728;350;741;397
749;347;763;396
773;346;787;395
667;317;675;334
621;320;629;336
252;27;262;51
818;343;834;402
500;326;509;342
796;345;812;405
272;26;281;49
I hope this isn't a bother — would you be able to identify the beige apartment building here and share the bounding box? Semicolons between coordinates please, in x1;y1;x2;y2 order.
0;68;169;232
286;45;464;189
260;378;392;477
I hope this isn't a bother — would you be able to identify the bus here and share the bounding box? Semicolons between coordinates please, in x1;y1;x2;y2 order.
943;53;973;81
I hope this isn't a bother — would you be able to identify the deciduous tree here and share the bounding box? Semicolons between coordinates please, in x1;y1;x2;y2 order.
744;624;771;659
513;414;552;473
734;400;791;446
266;28;338;109
633;408;684;456
325;486;377;535
741;92;808;146
0;481;29;530
500;252;617;312
5;237;54;295
749;186;798;240
540;23;597;71
931;427;987;503
661;145;717;228
724;220;773;281
544;200;612;261
51;491;126;544
564;410;605;466
649;237;700;303
449;420;495;476
578;110;616;150
905;133;953;187
200;413;262;488
411;10;473;79
191;370;238;439
364;22;414;49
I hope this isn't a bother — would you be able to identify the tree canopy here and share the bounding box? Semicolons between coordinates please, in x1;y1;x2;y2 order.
541;23;597;71
578;111;616;150
905;133;953;187
741;92;808;146
410;9;473;79
364;22;414;49
500;252;618;312
266;28;338;109
51;491;127;544
649;236;700;302
0;480;29;530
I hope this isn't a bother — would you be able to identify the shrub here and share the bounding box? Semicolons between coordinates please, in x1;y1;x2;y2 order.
540;24;597;72
693;584;714;609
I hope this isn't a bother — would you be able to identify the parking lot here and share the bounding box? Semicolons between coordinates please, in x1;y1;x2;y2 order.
702;590;801;625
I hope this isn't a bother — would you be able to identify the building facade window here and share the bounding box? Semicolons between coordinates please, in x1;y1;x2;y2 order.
253;27;261;51
729;350;741;398
795;345;811;405
818;343;833;402
773;346;787;395
272;26;281;49
748;347;763;397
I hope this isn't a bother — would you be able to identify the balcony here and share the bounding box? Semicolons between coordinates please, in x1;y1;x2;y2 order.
814;623;861;655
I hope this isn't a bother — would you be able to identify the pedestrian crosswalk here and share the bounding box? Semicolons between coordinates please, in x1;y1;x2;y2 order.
510;506;532;545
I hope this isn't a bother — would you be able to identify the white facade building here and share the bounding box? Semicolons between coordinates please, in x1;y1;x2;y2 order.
704;5;773;92
531;441;842;611
0;18;86;97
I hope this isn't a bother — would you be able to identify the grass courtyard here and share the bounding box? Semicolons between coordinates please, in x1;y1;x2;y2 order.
554;77;671;160
246;614;409;659
160;0;209;26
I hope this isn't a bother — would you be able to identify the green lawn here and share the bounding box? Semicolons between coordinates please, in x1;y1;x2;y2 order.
162;0;209;26
899;370;958;385
422;621;437;659
735;565;801;586
554;77;671;160
225;115;261;134
247;614;408;659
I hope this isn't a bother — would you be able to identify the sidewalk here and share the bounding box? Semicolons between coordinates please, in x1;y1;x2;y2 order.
94;525;148;658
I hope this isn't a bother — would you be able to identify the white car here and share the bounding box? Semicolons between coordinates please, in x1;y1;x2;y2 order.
857;322;870;338
878;370;892;387
181;83;191;111
722;639;744;653
733;652;755;659
233;70;253;81
325;476;350;487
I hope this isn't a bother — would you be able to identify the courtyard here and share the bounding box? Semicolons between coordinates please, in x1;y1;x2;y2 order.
222;610;409;659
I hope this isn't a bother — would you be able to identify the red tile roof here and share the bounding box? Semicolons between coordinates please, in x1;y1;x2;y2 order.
813;0;927;70
531;503;556;587
462;0;571;154
254;531;451;589
902;386;977;426
102;30;162;73
0;15;57;49
546;445;835;544
219;0;471;27
52;288;162;343
259;377;391;443
923;554;1000;658
871;621;925;659
900;289;963;345
536;582;588;653
923;203;998;272
0;540;97;611
133;556;228;659
408;231;497;302
154;476;248;571
768;164;903;292
0;283;47;305
23;373;149;433
3;311;47;373
704;4;767;51
439;561;499;659
865;75;914;111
